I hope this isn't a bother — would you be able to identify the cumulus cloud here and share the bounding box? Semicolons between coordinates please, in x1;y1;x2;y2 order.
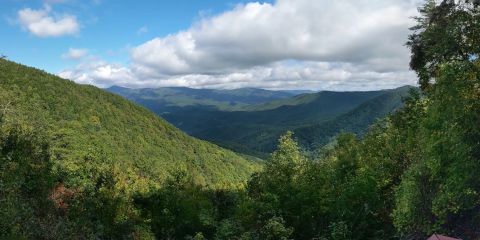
131;0;419;76
62;48;89;60
60;0;422;90
58;59;416;90
17;6;79;37
58;60;136;87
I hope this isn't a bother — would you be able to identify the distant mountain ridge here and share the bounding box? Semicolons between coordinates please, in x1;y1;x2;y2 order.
106;86;298;111
109;85;415;157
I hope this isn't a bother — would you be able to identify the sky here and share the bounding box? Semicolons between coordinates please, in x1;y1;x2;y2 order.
1;0;423;90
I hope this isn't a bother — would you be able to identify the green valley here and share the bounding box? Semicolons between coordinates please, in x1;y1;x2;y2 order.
109;86;413;157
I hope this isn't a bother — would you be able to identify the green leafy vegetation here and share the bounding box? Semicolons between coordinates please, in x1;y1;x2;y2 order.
0;59;260;188
294;86;413;152
0;58;261;237
112;86;409;157
1;0;479;239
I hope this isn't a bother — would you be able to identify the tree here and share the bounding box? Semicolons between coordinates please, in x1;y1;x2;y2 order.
393;60;480;239
408;0;480;90
259;216;293;240
0;120;56;238
394;1;480;237
135;169;218;239
266;131;305;182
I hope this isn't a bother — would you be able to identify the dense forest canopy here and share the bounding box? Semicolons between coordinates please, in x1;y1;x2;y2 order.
111;86;412;158
0;0;479;239
0;59;261;188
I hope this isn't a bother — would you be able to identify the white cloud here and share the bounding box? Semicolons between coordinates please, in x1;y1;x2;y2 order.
131;0;419;76
17;6;79;37
60;0;422;90
62;48;89;60
58;60;136;87
59;59;416;91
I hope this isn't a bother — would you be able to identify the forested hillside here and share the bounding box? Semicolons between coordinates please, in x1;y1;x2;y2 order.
294;86;413;152
112;86;409;157
0;59;261;237
0;59;260;187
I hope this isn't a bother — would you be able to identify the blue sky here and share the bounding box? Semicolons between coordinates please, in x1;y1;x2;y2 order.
2;0;268;72
1;0;421;90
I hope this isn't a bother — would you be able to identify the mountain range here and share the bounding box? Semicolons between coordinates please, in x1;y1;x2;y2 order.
107;85;414;157
106;86;309;112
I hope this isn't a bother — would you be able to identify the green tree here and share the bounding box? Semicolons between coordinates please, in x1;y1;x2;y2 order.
394;60;480;238
135;169;218;239
259;216;293;240
408;0;480;89
0;118;56;238
393;1;480;238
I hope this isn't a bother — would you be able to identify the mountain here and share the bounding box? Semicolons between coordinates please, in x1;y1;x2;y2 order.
0;59;261;189
278;89;316;95
109;84;413;157
106;86;298;112
183;88;411;156
294;86;414;151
